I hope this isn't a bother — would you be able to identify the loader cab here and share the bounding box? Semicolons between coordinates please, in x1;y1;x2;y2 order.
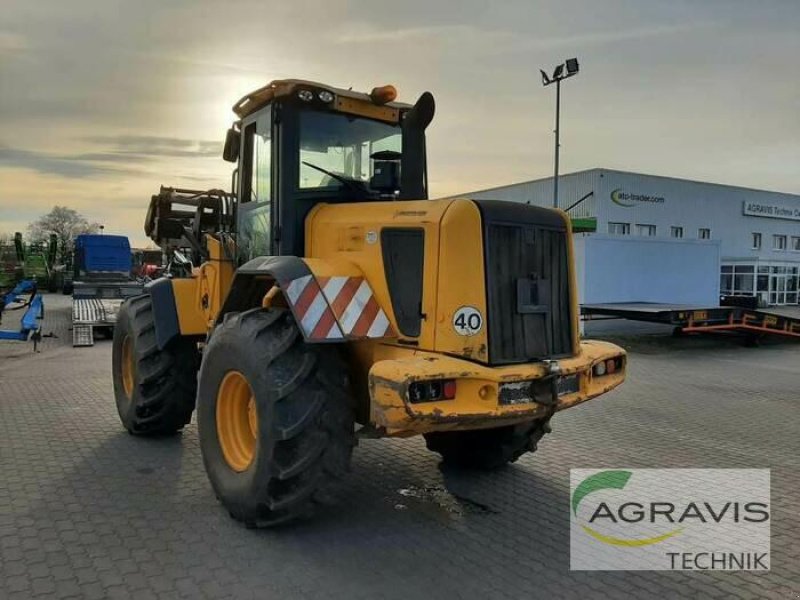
225;80;434;261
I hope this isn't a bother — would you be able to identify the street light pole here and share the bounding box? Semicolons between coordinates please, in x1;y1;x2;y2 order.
540;58;579;210
553;78;561;209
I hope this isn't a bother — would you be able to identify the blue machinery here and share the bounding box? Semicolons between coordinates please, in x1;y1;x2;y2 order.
0;280;44;349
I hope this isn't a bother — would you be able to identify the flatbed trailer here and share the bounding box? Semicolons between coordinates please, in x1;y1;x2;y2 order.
581;302;800;341
69;234;144;347
72;281;143;347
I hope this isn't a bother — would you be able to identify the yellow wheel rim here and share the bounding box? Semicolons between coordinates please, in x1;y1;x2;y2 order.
121;335;135;398
216;371;258;472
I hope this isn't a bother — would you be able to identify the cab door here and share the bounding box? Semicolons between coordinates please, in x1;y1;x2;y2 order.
237;106;274;261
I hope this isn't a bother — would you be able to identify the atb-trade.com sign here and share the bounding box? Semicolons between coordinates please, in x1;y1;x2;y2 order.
610;188;666;207
570;469;770;571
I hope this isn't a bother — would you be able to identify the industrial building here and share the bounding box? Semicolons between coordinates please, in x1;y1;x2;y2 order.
463;169;800;306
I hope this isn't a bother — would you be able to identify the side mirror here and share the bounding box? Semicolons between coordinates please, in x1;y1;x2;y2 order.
222;128;240;163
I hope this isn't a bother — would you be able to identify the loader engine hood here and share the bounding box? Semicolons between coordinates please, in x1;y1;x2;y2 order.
304;197;579;366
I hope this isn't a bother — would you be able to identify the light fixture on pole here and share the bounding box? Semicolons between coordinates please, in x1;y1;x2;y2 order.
540;57;579;208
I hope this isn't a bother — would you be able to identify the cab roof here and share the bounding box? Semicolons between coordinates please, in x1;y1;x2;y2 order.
232;79;412;123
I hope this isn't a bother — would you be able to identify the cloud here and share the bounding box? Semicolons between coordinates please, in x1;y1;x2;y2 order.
67;152;157;163
83;135;223;158
333;21;716;52
0;31;28;54
0;135;223;178
334;24;493;44
518;22;721;51
0;146;138;178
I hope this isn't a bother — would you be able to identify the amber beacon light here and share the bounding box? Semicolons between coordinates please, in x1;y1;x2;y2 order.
370;85;397;105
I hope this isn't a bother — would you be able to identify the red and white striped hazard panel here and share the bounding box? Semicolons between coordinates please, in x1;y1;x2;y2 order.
281;275;396;341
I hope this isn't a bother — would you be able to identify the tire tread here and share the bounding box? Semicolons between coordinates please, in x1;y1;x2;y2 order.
113;294;199;435
200;309;355;527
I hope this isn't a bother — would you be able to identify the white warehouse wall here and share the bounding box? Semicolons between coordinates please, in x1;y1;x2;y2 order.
573;234;721;305
594;170;800;262
462;168;800;263
459;168;799;306
463;169;599;218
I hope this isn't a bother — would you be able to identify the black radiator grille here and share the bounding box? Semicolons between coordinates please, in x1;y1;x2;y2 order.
478;201;574;365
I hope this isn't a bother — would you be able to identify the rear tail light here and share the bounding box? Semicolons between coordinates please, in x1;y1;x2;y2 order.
593;357;624;377
593;362;607;377
409;379;457;403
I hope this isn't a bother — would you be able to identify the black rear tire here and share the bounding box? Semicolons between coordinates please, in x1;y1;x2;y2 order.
197;308;356;527
112;294;199;435
424;419;552;470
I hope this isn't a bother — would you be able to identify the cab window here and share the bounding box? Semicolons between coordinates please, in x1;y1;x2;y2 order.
238;109;272;261
298;110;400;190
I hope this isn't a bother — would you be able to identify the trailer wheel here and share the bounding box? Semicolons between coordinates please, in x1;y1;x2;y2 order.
197;308;355;527
112;295;199;435
423;419;552;470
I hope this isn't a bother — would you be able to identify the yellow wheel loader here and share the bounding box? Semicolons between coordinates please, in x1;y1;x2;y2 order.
111;80;626;527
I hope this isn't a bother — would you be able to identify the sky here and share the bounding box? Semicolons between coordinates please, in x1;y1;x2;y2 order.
1;0;798;247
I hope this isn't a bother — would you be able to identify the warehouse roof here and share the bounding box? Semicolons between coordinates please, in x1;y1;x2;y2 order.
462;168;800;200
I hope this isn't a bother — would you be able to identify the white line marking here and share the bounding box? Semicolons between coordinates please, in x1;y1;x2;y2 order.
366;310;390;338
300;292;328;335
339;280;372;334
285;275;311;305
326;321;344;339
321;276;348;305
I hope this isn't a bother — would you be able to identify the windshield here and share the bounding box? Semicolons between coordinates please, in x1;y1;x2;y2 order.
298;110;400;190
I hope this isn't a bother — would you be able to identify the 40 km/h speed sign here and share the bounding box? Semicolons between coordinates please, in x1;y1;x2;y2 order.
452;306;483;336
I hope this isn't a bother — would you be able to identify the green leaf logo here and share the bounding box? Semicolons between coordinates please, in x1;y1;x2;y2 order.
610;188;636;207
572;470;683;547
572;470;632;516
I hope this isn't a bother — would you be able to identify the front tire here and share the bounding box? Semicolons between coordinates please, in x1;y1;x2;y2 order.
112;295;199;435
424;419;552;470
197;308;355;527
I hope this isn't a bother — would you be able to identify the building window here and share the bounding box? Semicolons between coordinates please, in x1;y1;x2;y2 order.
698;228;711;240
792;236;800;252
729;264;800;306
670;226;684;239
773;235;787;251
757;266;769;297
608;222;630;235
636;224;657;237
766;265;800;305
751;232;762;250
720;264;755;297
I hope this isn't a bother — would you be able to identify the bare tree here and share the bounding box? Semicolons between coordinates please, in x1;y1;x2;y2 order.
27;206;100;263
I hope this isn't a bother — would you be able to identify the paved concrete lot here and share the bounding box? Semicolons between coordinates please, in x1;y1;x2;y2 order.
1;294;798;599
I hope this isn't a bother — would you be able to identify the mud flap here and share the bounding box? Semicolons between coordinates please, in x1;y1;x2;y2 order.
220;255;396;343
